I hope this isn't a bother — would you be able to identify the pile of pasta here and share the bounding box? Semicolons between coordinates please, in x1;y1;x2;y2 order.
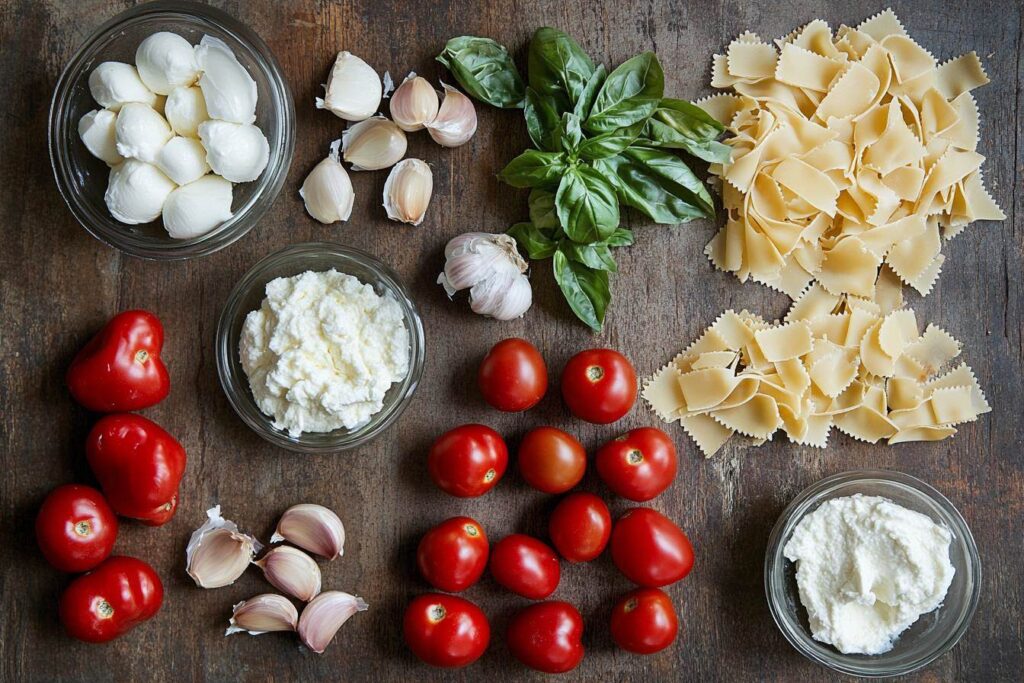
697;9;1005;300
642;286;990;456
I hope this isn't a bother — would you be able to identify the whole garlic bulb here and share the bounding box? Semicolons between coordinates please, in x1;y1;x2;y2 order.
383;159;432;226
426;83;477;147
389;73;439;132
316;51;382;122
299;140;354;224
437;232;532;321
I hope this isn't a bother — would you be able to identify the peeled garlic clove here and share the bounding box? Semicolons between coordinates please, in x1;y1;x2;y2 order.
163;175;234;240
115;103;173;163
298;591;368;654
88;62;158;111
390;73;439;132
255;546;322;602
426;83;477;148
156;136;210;185
270;503;346;560
165;86;209;138
105;160;176;225
437;232;533;320
79;110;124;166
194;35;258;124
316;51;382;122
383;159;432;226
185;505;262;589
136;31;200;95
198;120;269;182
300;141;354;225
225;594;298;636
341;116;406;171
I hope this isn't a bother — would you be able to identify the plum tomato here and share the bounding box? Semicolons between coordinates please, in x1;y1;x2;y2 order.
490;534;560;599
36;484;118;573
428;424;508;497
478;338;547;412
517;427;585;494
548;493;611;563
59;556;163;643
560;348;637;424
506;601;584;673
403;593;490;668
610;587;679;654
417;516;489;592
611;508;694;587
595;428;678;501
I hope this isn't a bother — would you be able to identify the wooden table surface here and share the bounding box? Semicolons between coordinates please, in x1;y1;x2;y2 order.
1;1;1021;681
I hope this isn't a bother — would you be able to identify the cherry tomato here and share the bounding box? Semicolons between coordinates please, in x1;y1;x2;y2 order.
36;484;118;573
428;424;508;497
59;556;163;643
506;601;584;673
517;427;585;494
417;516;489;592
560;349;637;423
595;428;678;501
548;493;611;562
611;508;694;587
403;593;489;668
610;587;679;654
490;534;560;599
478;338;547;412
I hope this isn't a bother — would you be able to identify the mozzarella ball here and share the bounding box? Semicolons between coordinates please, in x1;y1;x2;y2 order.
78;109;124;165
115;103;173;163
156;136;210;185
198;120;269;182
164;86;209;137
194;35;257;124
105;160;176;224
135;31;200;95
163;174;234;239
88;62;157;111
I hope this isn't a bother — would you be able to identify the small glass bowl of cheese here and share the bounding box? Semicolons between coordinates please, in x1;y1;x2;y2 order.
764;470;981;678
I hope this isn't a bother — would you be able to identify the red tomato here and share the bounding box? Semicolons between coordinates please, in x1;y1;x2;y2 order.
59;556;163;643
506;601;584;673
403;593;490;668
417;516;489;592
611;508;694;587
36;484;118;573
560;349;637;423
610;588;679;654
517;427;585;494
478;338;547;412
595;428;678;501
427;425;508;497
548;493;611;562
490;534;560;599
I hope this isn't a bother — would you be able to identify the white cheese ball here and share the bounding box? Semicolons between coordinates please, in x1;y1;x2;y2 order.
198;120;269;182
78;109;124;165
194;35;257;124
105;160;176;224
115;103;173;163
88;62;157;111
135;31;200;95
162;174;234;239
156;136;210;185
164;86;209;137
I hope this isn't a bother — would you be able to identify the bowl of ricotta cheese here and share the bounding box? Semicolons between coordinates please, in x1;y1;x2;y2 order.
764;470;981;678
216;242;425;452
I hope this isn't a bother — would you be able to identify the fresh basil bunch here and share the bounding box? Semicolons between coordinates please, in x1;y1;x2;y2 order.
439;28;725;330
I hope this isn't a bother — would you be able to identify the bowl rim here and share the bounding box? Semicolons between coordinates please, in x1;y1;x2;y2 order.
763;469;982;678
215;241;426;453
48;0;295;260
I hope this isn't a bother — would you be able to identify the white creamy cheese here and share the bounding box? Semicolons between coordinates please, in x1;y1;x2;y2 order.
239;269;410;436
784;494;955;655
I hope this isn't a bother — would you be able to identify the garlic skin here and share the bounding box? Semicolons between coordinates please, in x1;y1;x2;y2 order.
299;141;354;225
78;110;124;166
198;120;269;182
298;591;369;654
194;35;258;124
156;136;210;185
225;594;298;636
341;116;406;171
438;233;533;320
255;546;322;602
426;84;478;147
88;62;158;111
114;103;173;163
390;73;439;132
163;175;233;239
316;51;382;122
165;86;209;138
104;160;176;225
185;505;262;589
270;503;346;560
383;159;432;226
135;31;200;95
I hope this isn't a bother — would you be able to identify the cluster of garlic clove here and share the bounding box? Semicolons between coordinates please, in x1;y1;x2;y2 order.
438;232;534;320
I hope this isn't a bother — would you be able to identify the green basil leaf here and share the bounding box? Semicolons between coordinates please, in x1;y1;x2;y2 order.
555;165;620;243
640;119;733;163
528;27;595;110
560;112;583;154
594;148;714;223
524;88;562;151
577;120;644;160
499;150;567;189
561;240;617;272
553;250;610;331
572;64;607;120
604;227;635;247
436;36;526;108
585;52;664;133
507;222;558;259
655;98;725;140
528;188;559;230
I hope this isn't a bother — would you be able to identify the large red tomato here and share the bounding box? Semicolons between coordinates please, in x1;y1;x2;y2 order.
517;427;585;494
490;534;560;599
428;424;508;497
506;601;584;673
610;508;694;587
478;338;547;412
59;556;163;643
404;593;490;668
548;493;611;563
595;428;678;501
560;348;637;423
610;587;679;654
36;484;118;573
417;516;489;592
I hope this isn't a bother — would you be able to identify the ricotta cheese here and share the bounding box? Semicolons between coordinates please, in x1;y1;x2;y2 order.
784;494;955;655
239;270;410;436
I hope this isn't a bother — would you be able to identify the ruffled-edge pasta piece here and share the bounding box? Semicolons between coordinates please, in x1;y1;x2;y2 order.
857;8;907;41
925;363;991;415
935;52;989;100
642;364;687;421
680;414;734;457
904;324;961;375
711;394;781;438
753;321;813;361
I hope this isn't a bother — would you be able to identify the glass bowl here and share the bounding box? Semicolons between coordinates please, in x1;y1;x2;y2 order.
216;242;425;453
48;1;295;259
764;470;981;678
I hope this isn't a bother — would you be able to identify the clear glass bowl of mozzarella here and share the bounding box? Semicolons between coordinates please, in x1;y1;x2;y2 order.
49;1;294;259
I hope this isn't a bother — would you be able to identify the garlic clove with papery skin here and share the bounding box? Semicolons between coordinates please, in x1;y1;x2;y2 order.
438;232;533;320
185;505;262;589
341;116;407;171
255;546;322;602
383;159;432;226
299;141;354;225
389;73;439;132
426;83;478;148
297;591;369;654
225;594;298;636
270;503;346;560
316;51;382;122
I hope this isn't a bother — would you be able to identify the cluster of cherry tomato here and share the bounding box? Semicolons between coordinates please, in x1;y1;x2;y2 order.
35;310;186;643
403;338;695;673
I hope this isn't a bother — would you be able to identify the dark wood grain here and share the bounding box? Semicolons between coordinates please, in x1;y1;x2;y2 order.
1;1;1021;681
